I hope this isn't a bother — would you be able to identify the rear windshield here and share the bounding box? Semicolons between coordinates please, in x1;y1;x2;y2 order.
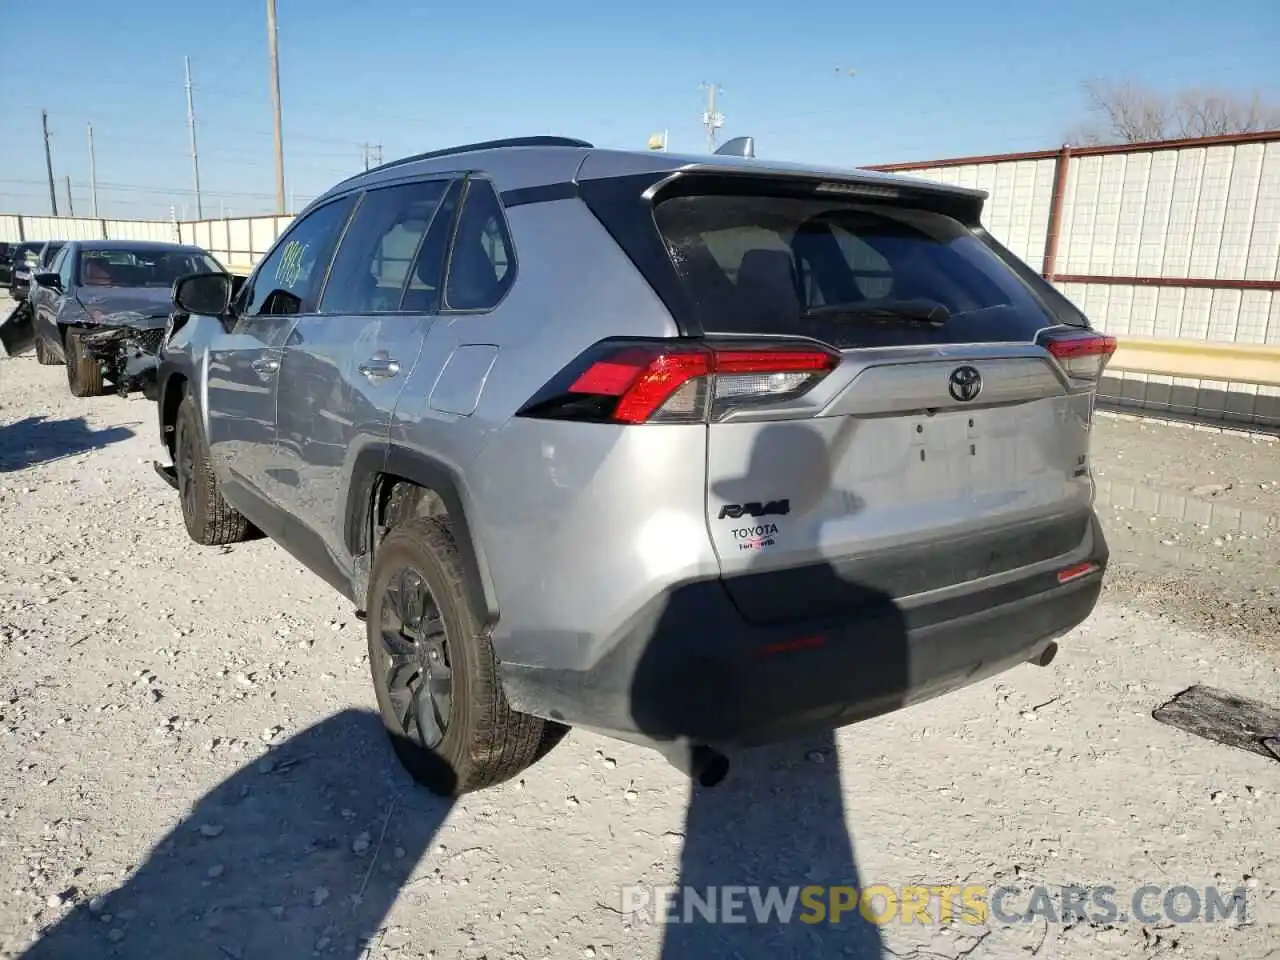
79;248;222;287
653;193;1057;348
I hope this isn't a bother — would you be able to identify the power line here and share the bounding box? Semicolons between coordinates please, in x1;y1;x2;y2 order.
0;176;297;201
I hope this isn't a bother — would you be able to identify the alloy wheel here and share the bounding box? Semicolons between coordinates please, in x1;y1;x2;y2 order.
378;567;453;748
175;421;197;522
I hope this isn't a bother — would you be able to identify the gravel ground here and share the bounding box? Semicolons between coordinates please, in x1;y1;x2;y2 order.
1;319;1278;960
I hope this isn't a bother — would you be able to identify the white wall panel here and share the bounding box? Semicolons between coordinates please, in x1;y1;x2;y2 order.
1247;143;1280;281
1137;151;1179;275
1089;154;1126;273
1207;288;1242;343
1188;146;1234;277
103;219;177;242
1062;155;1101;274
1163;148;1206;277
1114;152;1149;276
19;217;105;240
1218;143;1264;278
1236;289;1271;345
890;158;1056;268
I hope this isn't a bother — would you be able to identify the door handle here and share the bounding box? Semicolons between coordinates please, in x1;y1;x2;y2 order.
251;357;280;376
359;356;401;379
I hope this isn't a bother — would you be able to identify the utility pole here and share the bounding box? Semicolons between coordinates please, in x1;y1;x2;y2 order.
266;0;286;214
41;110;58;216
65;176;74;216
87;122;99;217
185;56;204;219
700;82;724;153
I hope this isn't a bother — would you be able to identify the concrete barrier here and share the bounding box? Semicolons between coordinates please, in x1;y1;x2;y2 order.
1109;338;1280;388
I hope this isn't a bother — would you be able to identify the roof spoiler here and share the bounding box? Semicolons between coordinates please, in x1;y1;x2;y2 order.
714;136;756;159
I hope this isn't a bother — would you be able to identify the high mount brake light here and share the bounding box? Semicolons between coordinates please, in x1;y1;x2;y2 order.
1040;330;1117;381
520;340;839;424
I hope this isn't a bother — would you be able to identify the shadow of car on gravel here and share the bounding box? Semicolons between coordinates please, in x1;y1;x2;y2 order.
25;425;900;960
0;416;135;473
630;422;902;959
22;709;453;960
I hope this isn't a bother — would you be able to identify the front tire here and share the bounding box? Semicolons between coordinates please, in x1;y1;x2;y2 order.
34;334;59;365
173;389;251;545
64;329;104;396
367;517;548;796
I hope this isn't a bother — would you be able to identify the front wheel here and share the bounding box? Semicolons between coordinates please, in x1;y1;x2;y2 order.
173;390;251;545
34;334;59;365
64;329;104;396
367;517;550;796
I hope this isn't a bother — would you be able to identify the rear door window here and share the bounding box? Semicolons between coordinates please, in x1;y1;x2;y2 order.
653;192;1055;348
443;179;515;312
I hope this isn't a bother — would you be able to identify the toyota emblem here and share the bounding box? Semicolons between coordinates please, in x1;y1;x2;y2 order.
948;365;983;402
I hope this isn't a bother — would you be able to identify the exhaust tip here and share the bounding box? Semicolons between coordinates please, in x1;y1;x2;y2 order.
1030;642;1059;668
693;746;731;788
660;742;731;788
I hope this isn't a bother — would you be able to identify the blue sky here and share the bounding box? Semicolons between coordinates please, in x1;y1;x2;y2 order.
0;0;1276;220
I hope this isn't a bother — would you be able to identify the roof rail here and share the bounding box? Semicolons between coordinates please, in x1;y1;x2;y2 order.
351;136;594;182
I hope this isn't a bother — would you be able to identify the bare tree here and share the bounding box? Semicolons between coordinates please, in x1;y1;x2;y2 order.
1066;79;1280;145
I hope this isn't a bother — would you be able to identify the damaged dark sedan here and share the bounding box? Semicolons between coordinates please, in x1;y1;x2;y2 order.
2;240;225;397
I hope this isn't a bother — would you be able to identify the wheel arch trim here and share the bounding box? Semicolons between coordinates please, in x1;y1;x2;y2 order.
345;444;499;629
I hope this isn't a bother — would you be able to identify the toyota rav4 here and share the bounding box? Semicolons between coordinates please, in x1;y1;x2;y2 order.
153;136;1112;796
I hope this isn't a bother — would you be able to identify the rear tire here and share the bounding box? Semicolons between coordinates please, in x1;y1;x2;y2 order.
64;330;104;396
367;516;548;796
173;389;251;545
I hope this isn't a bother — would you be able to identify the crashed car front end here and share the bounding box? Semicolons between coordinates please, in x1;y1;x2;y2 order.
73;310;171;399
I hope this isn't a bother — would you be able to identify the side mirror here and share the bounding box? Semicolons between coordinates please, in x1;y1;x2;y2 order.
173;271;232;316
33;272;61;289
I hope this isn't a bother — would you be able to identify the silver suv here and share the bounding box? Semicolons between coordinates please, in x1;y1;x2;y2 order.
154;136;1113;796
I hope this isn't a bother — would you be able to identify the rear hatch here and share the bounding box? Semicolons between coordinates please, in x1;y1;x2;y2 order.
583;169;1114;625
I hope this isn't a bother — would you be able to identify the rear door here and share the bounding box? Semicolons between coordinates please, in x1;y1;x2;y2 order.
273;176;460;562
646;180;1109;623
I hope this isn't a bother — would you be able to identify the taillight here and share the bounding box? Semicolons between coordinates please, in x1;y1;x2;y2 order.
518;339;839;424
1040;329;1117;381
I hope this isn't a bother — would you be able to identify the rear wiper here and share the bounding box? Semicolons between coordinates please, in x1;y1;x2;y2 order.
802;298;950;326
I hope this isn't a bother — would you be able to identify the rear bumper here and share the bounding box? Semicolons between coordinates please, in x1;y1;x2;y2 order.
498;515;1108;748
